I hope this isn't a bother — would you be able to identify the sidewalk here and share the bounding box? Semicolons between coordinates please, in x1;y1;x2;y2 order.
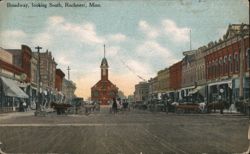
0;110;34;121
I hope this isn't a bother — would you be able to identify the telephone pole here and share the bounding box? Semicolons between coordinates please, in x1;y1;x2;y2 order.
35;46;42;112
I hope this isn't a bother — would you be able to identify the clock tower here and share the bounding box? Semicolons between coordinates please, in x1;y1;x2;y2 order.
91;45;118;105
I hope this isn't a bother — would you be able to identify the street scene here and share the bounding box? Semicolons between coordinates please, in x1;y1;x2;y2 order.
0;0;250;153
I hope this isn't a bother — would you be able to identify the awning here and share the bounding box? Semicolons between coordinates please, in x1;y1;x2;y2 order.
188;86;206;97
0;76;29;98
181;86;195;91
208;80;232;87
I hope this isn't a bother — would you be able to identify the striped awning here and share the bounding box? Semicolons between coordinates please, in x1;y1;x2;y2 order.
0;76;28;98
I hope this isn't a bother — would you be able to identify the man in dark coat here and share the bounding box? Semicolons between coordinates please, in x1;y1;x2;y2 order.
112;98;117;113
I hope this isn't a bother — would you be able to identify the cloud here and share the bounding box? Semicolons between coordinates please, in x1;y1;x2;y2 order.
35;16;105;47
136;41;177;63
57;55;71;66
32;32;52;47
107;33;127;43
162;19;190;43
59;21;105;45
0;30;27;48
138;20;159;39
48;16;65;26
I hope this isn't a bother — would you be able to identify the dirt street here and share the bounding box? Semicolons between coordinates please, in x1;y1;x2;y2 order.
0;109;249;154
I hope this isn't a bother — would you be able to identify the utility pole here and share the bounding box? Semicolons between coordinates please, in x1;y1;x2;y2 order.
239;24;247;98
35;46;42;112
104;44;106;58
67;66;71;80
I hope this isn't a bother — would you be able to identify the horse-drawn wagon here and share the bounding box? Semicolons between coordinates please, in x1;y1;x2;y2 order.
51;102;72;115
175;103;202;113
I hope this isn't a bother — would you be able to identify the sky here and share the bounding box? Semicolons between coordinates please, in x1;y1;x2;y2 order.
0;0;249;99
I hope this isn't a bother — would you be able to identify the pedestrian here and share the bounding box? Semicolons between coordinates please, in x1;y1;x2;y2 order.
112;98;117;113
22;100;27;112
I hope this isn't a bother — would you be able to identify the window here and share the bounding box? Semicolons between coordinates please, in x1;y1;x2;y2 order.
219;57;223;75
234;53;239;72
224;56;227;74
228;54;233;73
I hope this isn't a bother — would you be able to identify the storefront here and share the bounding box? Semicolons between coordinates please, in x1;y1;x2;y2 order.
0;76;29;112
208;80;232;104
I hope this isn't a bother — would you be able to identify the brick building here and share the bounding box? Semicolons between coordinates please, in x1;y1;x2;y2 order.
169;61;182;91
0;47;29;112
38;50;57;91
91;48;118;105
5;45;32;82
55;69;65;91
168;61;182;101
205;24;249;103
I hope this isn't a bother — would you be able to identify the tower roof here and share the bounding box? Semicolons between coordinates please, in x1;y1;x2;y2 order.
100;44;109;67
101;57;109;67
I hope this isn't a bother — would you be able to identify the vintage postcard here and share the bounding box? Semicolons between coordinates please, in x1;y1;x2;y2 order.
0;0;249;153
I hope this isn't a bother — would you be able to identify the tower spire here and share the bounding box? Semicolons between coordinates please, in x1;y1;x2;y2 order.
104;44;106;58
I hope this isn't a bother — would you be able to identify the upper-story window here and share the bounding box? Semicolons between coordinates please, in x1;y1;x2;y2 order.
219;58;223;76
228;54;233;73
234;53;239;72
224;56;228;74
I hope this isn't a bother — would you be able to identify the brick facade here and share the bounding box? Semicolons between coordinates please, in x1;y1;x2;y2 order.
169;61;182;90
55;69;65;91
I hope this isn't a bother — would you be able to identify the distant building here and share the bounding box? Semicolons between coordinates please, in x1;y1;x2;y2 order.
62;78;76;103
148;76;158;100
157;68;170;93
117;90;126;99
91;46;118;105
127;95;134;103
38;50;57;91
134;82;149;102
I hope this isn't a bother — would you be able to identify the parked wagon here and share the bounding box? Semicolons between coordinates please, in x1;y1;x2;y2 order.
207;101;227;114
175;103;202;113
51;102;72;115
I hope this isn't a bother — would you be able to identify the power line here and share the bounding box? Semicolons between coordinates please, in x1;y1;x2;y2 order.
115;52;147;82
